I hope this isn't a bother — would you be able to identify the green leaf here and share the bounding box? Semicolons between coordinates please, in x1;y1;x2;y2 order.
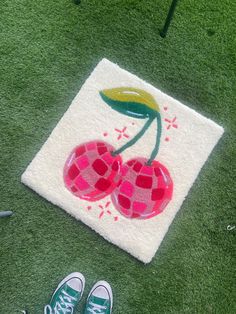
99;87;160;119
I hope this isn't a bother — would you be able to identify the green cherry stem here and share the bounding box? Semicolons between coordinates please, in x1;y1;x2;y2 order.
112;116;155;156
112;112;162;166
147;113;162;165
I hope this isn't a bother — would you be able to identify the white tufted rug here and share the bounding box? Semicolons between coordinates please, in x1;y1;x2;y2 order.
21;59;224;263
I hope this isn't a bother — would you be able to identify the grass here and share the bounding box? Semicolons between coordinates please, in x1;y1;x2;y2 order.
0;0;235;313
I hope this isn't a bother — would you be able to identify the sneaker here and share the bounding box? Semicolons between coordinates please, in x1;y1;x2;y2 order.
84;281;113;314
44;272;85;314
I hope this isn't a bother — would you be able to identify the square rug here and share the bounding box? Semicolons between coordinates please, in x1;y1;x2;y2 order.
21;59;224;263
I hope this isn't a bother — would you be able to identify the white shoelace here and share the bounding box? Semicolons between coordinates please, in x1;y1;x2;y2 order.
44;289;76;314
87;301;107;314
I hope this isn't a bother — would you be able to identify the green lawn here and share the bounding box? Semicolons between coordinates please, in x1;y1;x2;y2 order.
0;0;235;313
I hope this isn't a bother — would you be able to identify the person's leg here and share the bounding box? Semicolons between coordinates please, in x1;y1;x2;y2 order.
84;281;113;314
44;272;85;314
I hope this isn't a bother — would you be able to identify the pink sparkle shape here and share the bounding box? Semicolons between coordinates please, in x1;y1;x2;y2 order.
103;132;108;137
164;107;168;111
96;201;118;221
105;201;111;208
165;137;170;142
115;127;129;140
99;211;104;219
165;116;178;130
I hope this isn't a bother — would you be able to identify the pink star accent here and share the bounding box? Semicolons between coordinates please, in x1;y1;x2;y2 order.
115;127;129;140
99;211;104;219
164;116;178;130
89;201;118;221
98;201;111;219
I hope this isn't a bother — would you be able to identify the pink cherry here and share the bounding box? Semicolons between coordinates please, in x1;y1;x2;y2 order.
111;157;173;219
63;141;122;201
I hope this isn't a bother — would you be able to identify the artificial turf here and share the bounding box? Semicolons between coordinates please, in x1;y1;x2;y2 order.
0;0;235;313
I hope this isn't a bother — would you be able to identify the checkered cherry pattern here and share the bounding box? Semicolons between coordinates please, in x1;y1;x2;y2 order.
111;158;173;219
64;141;122;201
